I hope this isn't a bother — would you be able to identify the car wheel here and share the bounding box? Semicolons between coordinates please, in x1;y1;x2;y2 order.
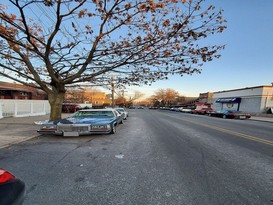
119;119;123;124
110;125;116;134
223;115;226;119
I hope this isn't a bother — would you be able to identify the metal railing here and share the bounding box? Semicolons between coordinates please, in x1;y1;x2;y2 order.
0;100;50;118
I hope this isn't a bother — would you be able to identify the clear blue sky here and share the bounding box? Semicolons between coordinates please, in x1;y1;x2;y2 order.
1;0;272;99
127;0;273;98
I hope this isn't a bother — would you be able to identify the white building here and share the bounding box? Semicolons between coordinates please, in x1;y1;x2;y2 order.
212;85;273;114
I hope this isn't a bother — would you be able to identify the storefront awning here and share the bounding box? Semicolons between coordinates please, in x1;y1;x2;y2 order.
216;97;241;103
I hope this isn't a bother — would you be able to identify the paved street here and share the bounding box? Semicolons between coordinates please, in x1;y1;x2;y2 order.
0;110;273;204
0;114;70;149
0;112;272;149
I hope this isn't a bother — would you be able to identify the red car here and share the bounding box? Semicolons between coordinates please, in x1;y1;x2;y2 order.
198;108;215;115
192;108;214;115
0;168;25;205
62;103;81;113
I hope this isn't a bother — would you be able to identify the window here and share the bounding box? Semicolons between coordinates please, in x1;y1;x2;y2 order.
20;92;28;96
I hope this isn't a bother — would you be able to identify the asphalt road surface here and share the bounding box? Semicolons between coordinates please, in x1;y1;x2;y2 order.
1;109;273;205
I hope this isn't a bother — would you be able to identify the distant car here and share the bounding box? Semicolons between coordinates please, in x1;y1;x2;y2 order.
193;108;214;115
208;110;251;119
129;106;136;109
115;108;129;120
191;109;199;114
38;109;124;136
179;107;194;113
149;107;158;109
0;168;25;205
170;107;180;112
62;103;81;113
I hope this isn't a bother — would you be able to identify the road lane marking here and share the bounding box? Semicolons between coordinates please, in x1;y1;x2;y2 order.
183;119;273;146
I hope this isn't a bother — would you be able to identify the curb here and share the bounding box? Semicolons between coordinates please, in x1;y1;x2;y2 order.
249;119;273;123
0;135;39;150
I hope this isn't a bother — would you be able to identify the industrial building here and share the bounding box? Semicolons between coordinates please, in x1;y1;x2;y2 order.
211;85;273;114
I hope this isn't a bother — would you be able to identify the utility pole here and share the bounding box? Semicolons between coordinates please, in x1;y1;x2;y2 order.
111;74;115;108
122;89;126;107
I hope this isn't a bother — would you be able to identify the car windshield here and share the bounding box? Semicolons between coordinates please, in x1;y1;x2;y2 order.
116;109;124;112
72;110;115;117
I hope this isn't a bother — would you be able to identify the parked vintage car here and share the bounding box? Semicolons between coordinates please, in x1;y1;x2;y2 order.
37;109;124;136
115;108;129;120
208;110;251;119
0;168;25;205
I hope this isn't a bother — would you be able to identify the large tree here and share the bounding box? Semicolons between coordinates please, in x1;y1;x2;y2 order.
115;90;144;107
152;88;179;107
0;0;226;120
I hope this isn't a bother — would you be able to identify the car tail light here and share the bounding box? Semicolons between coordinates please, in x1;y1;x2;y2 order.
0;168;15;183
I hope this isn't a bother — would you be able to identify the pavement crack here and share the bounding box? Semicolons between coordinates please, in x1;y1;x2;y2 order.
50;137;95;168
26;184;38;195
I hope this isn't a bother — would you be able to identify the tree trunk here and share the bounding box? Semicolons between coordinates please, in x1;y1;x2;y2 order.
48;91;65;121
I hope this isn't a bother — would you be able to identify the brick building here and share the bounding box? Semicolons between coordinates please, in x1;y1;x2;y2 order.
64;88;111;106
0;81;47;100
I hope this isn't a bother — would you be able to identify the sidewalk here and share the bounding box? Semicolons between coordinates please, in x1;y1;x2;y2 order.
0;114;272;150
0;114;69;149
250;116;273;123
0;113;70;124
0;114;50;124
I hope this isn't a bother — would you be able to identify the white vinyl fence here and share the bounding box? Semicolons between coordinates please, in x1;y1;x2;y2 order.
0;100;50;119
